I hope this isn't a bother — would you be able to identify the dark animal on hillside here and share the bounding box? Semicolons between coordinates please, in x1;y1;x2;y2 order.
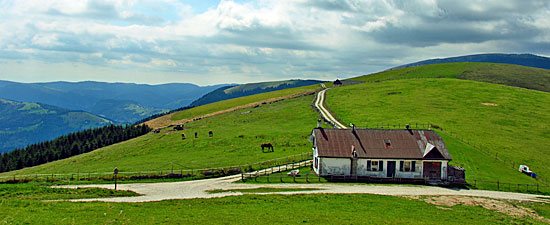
153;129;161;133
209;130;213;137
238;135;244;138
181;133;186;140
195;131;198;138
173;124;184;131
261;143;274;152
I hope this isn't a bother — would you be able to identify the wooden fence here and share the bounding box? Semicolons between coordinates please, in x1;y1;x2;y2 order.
0;152;313;183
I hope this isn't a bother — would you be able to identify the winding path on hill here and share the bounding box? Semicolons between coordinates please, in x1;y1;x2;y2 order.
58;175;550;203
314;88;347;129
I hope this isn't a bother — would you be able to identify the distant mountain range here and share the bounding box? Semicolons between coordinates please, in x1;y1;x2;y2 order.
189;79;324;107
0;98;112;153
393;53;550;70
0;81;227;123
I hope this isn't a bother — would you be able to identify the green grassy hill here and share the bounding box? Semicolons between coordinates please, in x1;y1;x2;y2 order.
189;79;323;107
2;61;548;189
325;78;550;184
170;84;320;121
351;62;550;92
3;94;319;175
0;98;112;153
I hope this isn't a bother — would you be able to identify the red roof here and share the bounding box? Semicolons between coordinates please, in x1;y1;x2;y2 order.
313;128;451;160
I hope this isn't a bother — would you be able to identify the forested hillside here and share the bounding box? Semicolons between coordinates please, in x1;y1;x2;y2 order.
0;98;112;153
0;124;151;172
0;81;227;123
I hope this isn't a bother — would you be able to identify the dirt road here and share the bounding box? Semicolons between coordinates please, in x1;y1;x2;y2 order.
314;89;347;129
58;175;549;203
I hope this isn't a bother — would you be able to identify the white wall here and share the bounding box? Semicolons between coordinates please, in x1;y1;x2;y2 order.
394;160;423;179
318;157;449;180
319;158;351;176
313;147;319;174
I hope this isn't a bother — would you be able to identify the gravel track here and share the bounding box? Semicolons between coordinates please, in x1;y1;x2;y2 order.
57;175;550;203
314;88;347;129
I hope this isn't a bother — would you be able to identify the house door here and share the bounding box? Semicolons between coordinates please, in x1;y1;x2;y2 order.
387;161;396;177
423;162;441;180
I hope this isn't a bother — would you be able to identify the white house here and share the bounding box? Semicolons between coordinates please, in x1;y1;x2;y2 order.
310;126;452;181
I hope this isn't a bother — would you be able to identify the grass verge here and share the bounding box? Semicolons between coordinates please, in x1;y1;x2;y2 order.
206;187;321;194
0;192;544;224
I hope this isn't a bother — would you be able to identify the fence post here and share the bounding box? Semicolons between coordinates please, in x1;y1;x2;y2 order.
280;172;283;183
497;180;499;190
537;184;539;192
293;174;296;183
306;173;309;183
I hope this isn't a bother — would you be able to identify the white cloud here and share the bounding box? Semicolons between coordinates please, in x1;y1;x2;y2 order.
0;0;549;85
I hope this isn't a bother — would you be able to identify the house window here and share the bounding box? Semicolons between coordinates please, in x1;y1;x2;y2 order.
384;139;392;149
399;161;416;172
368;160;384;171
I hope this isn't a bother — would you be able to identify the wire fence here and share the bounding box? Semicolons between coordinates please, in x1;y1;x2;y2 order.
0;152;313;184
435;127;548;185
468;179;550;194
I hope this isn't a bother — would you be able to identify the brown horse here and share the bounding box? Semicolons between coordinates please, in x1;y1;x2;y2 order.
181;133;186;140
209;130;213;137
261;143;274;152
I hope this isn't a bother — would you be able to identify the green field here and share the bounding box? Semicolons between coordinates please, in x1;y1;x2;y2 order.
1;191;546;224
325;78;550;185
351;62;550;92
170;84;320;121
2;95;320;176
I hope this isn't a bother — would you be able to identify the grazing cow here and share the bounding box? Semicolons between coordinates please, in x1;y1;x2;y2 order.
181;133;186;140
195;131;198;138
173;124;184;131
153;129;161;133
261;143;274;152
209;130;213;137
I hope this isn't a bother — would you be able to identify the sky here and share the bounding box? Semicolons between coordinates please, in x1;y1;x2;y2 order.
0;0;549;86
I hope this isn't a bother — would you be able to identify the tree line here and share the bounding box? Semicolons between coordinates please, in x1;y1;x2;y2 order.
0;124;152;173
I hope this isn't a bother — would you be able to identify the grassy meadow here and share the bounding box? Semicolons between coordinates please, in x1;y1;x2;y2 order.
351;62;550;92
1;193;545;224
1;95;320;176
170;84;321;121
325;78;550;184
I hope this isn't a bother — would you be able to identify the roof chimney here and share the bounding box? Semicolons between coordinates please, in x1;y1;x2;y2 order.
405;124;413;135
351;145;357;158
317;119;322;128
350;123;356;133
